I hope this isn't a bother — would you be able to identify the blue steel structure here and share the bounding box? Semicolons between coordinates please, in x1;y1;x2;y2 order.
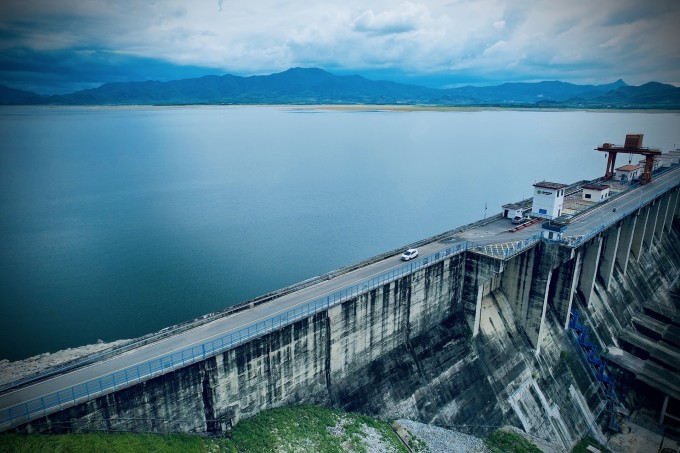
568;309;622;432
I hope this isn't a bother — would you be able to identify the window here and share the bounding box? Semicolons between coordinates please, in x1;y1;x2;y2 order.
585;193;591;199
539;209;547;214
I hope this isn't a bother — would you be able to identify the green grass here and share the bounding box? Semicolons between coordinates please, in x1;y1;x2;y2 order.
571;435;610;453
229;405;409;452
484;430;542;453
0;405;409;453
0;432;235;452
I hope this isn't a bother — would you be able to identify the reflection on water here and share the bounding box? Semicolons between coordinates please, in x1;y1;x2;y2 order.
0;106;677;360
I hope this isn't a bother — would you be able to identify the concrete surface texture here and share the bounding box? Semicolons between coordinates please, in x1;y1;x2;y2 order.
7;187;680;453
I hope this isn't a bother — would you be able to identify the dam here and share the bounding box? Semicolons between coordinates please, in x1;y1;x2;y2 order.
1;137;680;449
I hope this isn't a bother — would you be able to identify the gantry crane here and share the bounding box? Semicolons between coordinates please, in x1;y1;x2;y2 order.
596;134;661;185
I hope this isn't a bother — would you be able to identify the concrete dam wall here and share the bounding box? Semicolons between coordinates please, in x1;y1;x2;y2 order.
13;191;680;450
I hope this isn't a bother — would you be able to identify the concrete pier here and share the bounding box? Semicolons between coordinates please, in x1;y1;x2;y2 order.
643;199;661;248
630;205;649;260
462;253;502;337
664;188;680;232
655;193;671;241
547;250;581;329
615;215;636;276
577;236;602;307
598;225;621;291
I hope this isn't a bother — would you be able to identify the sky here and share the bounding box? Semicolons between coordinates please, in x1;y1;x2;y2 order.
1;0;679;94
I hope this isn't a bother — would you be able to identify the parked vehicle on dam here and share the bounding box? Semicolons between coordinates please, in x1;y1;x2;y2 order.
401;248;419;261
512;216;529;225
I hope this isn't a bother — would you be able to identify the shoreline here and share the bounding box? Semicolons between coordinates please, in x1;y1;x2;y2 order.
1;104;678;113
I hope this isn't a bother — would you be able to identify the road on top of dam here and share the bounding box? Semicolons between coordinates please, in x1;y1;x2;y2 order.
1;164;679;417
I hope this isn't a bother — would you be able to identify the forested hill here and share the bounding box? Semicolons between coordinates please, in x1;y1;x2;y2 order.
2;67;679;109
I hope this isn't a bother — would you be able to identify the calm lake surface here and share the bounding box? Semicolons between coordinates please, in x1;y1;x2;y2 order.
1;106;678;360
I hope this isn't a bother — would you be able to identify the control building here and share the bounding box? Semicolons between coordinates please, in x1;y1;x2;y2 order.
502;203;527;220
532;181;566;219
581;183;610;202
615;164;641;182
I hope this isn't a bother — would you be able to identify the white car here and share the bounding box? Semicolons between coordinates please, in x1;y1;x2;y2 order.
401;248;419;261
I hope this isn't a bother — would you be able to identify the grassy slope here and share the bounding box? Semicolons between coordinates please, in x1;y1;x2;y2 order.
0;404;597;452
0;405;413;452
0;432;228;453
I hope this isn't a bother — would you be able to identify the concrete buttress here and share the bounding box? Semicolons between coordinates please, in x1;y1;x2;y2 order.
547;249;581;329
643;199;661;248
665;188;679;231
462;253;502;337
598;224;621;291
577;236;602;307
500;243;573;350
615;214;636;275
654;193;671;242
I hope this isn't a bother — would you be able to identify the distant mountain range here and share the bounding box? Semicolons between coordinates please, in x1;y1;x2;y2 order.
2;67;679;109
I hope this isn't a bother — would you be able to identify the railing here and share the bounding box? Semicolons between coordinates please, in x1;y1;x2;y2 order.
472;233;543;259
1;240;475;430
0;214;513;396
5;168;675;430
563;169;680;248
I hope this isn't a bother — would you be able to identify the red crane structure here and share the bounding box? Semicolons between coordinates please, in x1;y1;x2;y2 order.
596;134;661;185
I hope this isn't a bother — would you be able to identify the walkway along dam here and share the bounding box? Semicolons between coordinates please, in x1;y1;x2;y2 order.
2;145;680;449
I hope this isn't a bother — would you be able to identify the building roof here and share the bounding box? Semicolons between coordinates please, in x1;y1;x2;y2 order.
582;183;610;191
502;203;524;209
616;164;640;172
533;181;567;189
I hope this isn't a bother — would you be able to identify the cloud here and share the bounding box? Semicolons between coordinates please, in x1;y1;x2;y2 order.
0;0;679;93
352;3;427;35
0;47;221;94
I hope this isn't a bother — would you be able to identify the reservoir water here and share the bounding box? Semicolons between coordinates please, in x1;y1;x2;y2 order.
1;106;678;361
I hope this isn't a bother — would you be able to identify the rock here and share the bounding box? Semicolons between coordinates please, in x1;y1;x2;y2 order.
396;419;488;453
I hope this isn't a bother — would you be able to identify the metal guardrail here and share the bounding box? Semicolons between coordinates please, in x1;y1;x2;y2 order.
2;240;482;430
472;233;543;259
4;167;676;430
563;169;680;248
0;210;506;397
0;213;507;396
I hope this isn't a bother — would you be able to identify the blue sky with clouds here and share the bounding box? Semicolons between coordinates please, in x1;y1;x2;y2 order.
1;0;679;94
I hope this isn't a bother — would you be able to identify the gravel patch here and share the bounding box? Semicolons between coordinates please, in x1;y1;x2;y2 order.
327;417;399;452
396;419;489;453
361;424;398;453
0;339;132;387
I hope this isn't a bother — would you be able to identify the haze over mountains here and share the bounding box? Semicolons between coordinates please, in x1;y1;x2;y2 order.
1;67;679;109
